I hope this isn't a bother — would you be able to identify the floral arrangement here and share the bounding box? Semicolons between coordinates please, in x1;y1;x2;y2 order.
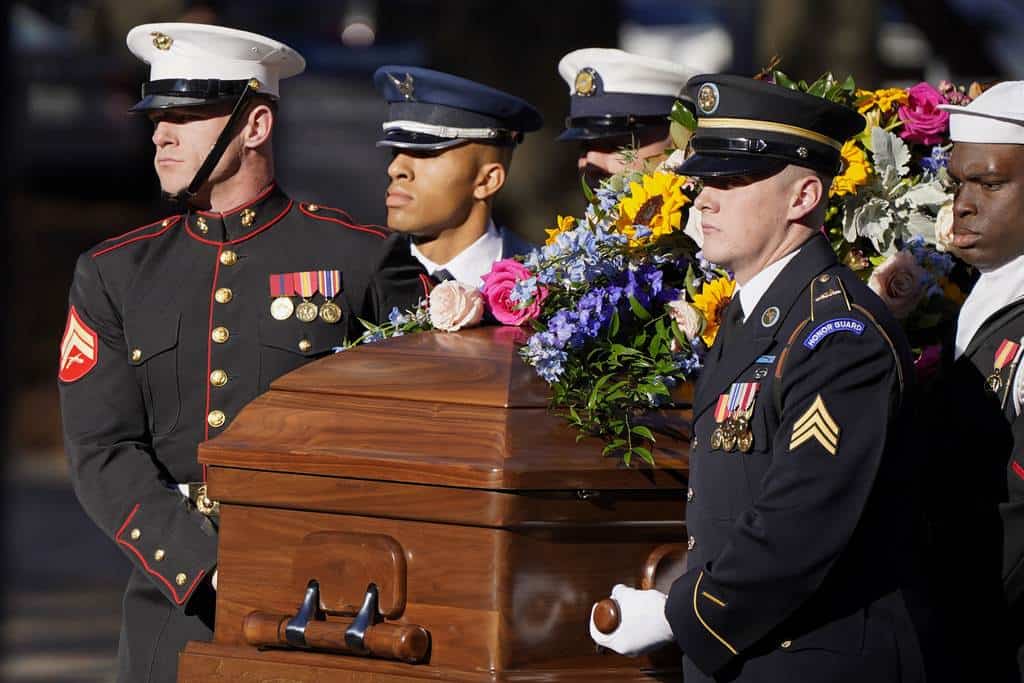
770;70;978;347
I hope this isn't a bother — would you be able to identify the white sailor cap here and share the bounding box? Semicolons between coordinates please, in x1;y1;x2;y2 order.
938;81;1024;145
556;48;696;142
126;23;306;112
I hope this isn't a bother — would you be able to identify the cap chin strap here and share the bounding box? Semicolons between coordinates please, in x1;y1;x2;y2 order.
162;81;258;204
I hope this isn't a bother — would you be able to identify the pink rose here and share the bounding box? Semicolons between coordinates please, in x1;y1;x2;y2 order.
666;299;703;342
868;250;926;319
428;280;484;332
898;83;949;145
480;259;548;326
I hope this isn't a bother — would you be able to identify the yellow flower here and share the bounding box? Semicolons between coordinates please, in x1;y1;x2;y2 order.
830;140;871;197
854;87;908;114
544;215;577;246
615;172;690;246
691;276;736;347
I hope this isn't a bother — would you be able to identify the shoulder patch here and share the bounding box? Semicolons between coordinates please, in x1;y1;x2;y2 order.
59;306;98;382
92;216;180;258
299;203;387;239
802;317;865;350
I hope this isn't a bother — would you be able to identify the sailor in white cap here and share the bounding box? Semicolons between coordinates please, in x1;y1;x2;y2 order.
59;23;428;683
916;81;1024;682
557;48;696;188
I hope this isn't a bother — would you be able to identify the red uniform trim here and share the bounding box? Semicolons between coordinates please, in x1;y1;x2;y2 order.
91;216;181;259
307;204;354;223
298;203;388;239
1013;461;1024;481
195;182;277;218
185;200;293;246
115;504;206;605
419;273;433;298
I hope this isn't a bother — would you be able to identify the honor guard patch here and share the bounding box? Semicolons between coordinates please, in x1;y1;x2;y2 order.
59;306;98;383
790;394;839;456
802;318;865;350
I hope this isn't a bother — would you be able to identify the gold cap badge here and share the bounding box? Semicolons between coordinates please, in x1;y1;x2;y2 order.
697;83;719;115
151;32;173;51
574;68;597;96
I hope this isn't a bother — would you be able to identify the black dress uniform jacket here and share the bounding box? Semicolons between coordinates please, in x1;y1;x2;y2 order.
921;299;1024;682
58;183;429;683
665;235;928;682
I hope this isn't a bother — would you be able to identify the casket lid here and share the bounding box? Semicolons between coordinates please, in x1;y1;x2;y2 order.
199;326;689;490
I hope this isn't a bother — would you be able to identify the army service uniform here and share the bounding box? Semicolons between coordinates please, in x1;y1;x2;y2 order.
664;235;927;682
58;185;428;682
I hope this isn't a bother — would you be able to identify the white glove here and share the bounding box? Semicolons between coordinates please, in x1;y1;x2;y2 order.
211;569;218;591
588;584;675;656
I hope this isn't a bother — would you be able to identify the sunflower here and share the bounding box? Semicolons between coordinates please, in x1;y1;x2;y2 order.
544;215;577;246
830;140;871;198
854;87;908;115
691;276;736;347
615;172;690;246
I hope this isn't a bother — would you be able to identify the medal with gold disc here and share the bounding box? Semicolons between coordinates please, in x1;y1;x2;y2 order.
725;381;760;453
268;273;295;320
710;394;729;451
988;339;1021;393
294;271;319;322
317;269;343;324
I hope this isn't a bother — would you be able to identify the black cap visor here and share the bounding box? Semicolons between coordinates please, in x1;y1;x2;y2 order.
676;153;788;178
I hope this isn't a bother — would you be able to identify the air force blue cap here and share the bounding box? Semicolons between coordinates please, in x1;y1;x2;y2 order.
677;74;866;178
557;48;695;142
373;66;543;151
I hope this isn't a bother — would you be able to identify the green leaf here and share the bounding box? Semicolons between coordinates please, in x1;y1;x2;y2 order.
670;319;688;350
773;70;798;90
580;174;596;203
633;446;654;465
628;296;652;321
631;425;656;442
670;100;698;131
609;309;621;338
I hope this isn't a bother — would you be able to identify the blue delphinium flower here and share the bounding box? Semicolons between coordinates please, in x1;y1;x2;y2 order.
920;145;951;175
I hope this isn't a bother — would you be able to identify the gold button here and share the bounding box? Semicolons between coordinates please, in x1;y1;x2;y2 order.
781;640;792;649
196;216;208;234
130;528;141;541
154;549;165;562
215;287;233;304
207;410;226;428
220;250;237;266
175;573;188;586
211;327;229;344
210;369;228;387
298;339;312;353
307;203;319;212
131;349;142;362
161;219;170;227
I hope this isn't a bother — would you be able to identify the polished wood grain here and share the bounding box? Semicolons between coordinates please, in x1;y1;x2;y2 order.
242;612;430;663
180;326;692;681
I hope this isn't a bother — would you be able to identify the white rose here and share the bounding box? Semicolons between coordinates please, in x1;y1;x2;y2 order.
666;299;703;342
934;200;954;252
429;280;485;332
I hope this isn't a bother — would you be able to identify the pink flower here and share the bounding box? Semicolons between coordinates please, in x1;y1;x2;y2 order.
868;250;926;320
898;83;949;145
428;280;484;332
480;259;548;326
914;344;942;383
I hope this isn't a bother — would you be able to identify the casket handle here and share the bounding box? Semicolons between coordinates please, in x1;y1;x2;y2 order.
593;542;688;635
244;580;430;663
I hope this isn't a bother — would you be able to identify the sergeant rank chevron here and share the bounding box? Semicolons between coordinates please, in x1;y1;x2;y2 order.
790;394;839;455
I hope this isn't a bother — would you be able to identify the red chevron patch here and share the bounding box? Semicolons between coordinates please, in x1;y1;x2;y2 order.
58;306;98;383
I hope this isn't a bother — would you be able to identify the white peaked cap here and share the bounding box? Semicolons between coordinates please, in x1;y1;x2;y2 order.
558;48;693;97
938;81;1024;145
126;22;305;99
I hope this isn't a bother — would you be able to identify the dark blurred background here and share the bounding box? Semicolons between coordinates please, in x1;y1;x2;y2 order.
2;0;1021;680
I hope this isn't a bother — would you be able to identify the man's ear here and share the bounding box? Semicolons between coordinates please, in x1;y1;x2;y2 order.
786;172;825;224
473;161;507;201
241;104;274;149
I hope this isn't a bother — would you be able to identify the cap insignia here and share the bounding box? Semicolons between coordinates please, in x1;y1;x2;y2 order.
574;68;597;97
697;83;720;115
248;78;261;91
387;73;416;101
151;32;173;51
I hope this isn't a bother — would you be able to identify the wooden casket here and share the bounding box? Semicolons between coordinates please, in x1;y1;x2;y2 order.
178;326;691;682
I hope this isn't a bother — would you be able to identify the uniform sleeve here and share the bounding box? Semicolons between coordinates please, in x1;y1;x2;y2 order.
1001;412;1024;606
363;234;430;324
665;320;903;675
58;253;218;607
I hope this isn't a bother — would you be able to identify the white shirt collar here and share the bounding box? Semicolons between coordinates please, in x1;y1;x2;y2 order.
736;249;802;322
955;250;1024;359
410;220;503;288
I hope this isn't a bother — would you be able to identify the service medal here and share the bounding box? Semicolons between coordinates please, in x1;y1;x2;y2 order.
317;269;343;324
989;339;1022;394
296;301;318;323
710;427;724;451
737;429;754;453
721;421;738;453
270;296;294;320
319;301;342;324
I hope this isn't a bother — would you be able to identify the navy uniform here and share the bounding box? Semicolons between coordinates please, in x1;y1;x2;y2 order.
556;48;696;186
373;66;541;285
57;24;428;683
918;82;1024;682
591;76;929;682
